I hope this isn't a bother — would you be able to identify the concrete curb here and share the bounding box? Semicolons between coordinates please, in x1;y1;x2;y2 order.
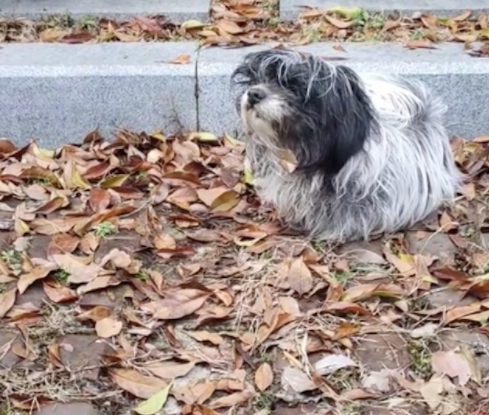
1;41;488;147
0;0;211;23
279;0;489;21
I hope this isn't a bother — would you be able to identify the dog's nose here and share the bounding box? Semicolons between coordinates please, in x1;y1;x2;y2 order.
247;88;266;107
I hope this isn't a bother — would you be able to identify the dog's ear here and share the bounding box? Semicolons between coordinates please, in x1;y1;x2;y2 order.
285;63;377;177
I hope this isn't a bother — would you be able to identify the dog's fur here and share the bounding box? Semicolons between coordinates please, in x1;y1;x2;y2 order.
231;49;463;243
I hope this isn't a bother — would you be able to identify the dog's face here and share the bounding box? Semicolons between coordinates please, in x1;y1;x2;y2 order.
232;49;378;176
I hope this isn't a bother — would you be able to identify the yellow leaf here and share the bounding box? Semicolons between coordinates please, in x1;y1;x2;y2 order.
480;28;489;39
150;132;167;142
100;174;129;188
210;190;240;212
190;132;219;142
133;383;172;415
223;133;241;147
14;218;29;236
243;158;254;185
328;6;364;19
71;166;90;189
181;20;206;30
31;143;55;159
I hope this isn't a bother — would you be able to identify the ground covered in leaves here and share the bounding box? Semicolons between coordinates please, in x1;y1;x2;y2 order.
1;130;489;415
1;1;489;55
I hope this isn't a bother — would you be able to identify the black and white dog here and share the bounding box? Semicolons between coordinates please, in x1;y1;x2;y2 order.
232;49;463;243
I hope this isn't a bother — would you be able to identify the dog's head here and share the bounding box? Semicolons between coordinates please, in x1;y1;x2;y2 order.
232;49;378;176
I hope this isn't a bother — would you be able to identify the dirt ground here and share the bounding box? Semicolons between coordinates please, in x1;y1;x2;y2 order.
1;130;489;415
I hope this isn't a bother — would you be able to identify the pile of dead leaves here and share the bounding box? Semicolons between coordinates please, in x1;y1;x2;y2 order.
1;2;489;54
1;130;489;414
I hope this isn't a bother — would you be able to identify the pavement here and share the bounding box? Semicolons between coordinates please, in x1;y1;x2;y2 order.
1;0;489;146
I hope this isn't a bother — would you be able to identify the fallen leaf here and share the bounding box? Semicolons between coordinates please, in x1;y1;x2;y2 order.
190;132;219;142
453;10;471;21
281;367;317;393
166;54;191;65
419;377;444;410
17;263;58;294
314;354;357;375
89;188;111;211
210;190;240;212
133;383;172;415
432;351;471;386
148;289;210;320
110;369;168;399
410;323;438;338
443;303;481;324
0;288;16;318
406;40;437;49
53;254;103;284
187;330;224;345
43;280;78;303
287;257;313;296
255;363;273;392
181;20;207;30
209;391;254;409
217;20;243;35
324;15;352;29
145;361;196;380
96;317;123;338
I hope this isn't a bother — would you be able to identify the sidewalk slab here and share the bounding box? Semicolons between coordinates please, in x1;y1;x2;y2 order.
0;0;211;22
0;42;198;147
280;0;489;20
197;42;489;140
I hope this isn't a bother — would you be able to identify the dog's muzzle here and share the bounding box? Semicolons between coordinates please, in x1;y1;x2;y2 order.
245;87;267;110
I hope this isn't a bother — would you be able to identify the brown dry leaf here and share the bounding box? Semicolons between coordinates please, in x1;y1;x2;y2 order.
333;322;359;340
287;257;313;296
96;317;123;338
35;197;67;215
89;188;111;211
53;254;103;284
187;330;224;345
324;15;352;29
165;54;191;65
453;10;471;21
439;211;458;231
209;390;254;409
210;190;240;212
255;363;273;392
443;303;481;324
48;234;80;257
431;351;471;386
17;263;58;294
0;288;17;318
110;369;168;399
43;280;78;303
144;361;196;380
77;305;112;322
153;233;177;250
217;20;243;35
383;244;415;276
421;14;438;28
406;40;437;49
40;28;70;42
326;301;370;315
30;216;80;235
148;289;210;320
197;187;227;206
281;367;317;393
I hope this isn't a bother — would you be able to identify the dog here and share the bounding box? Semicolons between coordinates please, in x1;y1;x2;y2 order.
231;48;463;243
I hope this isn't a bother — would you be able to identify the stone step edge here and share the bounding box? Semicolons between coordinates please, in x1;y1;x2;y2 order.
0;41;488;147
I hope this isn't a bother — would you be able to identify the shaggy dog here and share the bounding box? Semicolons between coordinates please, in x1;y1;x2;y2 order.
231;49;463;243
